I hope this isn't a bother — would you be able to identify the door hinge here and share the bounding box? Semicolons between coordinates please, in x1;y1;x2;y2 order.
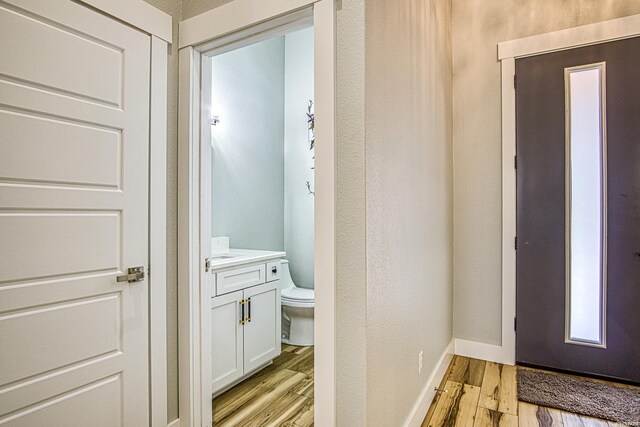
514;236;518;250
514;317;517;331
205;257;212;273
514;74;517;89
514;155;517;170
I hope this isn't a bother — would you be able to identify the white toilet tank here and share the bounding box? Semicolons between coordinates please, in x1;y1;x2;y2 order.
280;259;294;290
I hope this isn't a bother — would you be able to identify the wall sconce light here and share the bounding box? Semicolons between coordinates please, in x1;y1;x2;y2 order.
211;115;220;126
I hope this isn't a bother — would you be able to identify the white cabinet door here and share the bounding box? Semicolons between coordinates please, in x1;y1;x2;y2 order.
0;1;150;425
243;282;281;373
211;290;244;394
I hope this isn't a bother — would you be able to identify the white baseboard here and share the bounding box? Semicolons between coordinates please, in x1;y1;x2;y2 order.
403;339;455;427
454;338;507;364
167;418;180;427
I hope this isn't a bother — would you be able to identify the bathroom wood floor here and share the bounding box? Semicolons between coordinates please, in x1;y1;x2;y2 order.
422;355;633;427
212;344;314;426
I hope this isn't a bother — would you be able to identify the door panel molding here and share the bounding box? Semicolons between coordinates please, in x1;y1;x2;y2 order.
498;14;640;366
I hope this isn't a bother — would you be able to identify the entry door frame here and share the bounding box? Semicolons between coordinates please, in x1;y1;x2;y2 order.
177;1;336;426
499;14;640;365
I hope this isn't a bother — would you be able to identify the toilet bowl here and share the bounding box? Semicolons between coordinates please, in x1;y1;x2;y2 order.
280;259;314;346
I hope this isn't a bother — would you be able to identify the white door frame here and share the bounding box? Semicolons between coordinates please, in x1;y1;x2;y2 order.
73;1;171;425
498;14;640;366
177;1;336;426
149;35;169;427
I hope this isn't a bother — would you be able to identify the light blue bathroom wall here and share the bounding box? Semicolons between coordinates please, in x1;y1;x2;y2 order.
210;30;314;287
284;27;315;289
211;37;285;251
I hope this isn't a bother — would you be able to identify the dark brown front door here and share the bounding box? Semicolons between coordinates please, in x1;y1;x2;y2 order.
516;37;640;383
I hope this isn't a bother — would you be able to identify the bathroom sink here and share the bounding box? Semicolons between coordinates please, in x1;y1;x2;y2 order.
207;248;286;271
211;254;237;260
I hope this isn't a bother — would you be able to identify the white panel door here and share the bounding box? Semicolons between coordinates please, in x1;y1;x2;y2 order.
243;282;281;373
0;1;150;425
211;290;244;395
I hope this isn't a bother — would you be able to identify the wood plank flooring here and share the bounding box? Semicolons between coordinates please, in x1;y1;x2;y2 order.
423;356;633;427
213;350;631;426
212;344;314;427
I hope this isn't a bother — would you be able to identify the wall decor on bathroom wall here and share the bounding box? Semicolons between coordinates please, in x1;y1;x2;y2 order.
306;99;315;196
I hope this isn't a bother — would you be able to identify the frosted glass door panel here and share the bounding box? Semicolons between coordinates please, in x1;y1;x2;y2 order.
565;64;607;346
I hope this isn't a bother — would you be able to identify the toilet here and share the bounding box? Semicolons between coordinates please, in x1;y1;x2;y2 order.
280;259;314;346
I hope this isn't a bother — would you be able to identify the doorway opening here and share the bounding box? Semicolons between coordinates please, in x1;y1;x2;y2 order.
205;24;316;425
177;2;336;425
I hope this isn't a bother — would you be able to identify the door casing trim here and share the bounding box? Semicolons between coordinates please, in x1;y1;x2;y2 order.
498;13;640;366
149;35;169;427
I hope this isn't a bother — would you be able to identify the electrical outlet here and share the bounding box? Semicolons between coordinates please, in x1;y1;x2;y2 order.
418;351;424;375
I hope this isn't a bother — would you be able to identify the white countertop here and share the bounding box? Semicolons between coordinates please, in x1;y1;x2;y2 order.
209;248;286;271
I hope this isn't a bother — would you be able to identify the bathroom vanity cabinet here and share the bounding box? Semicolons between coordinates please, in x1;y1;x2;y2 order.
209;250;284;396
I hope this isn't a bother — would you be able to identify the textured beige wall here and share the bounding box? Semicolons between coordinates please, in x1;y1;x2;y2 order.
182;0;232;19
452;0;640;345
335;0;367;424
365;0;453;425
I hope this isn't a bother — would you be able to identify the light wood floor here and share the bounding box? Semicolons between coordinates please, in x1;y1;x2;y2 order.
422;356;635;427
212;344;314;427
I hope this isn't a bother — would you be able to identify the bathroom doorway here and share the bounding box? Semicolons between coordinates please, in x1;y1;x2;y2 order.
177;2;335;425
206;25;316;424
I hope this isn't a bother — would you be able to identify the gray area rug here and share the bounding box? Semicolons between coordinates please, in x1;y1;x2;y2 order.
517;368;640;425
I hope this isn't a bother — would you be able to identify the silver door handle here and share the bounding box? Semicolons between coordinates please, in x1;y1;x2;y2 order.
116;266;145;283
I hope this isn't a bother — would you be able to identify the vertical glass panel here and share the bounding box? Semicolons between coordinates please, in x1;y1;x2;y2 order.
565;64;607;346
